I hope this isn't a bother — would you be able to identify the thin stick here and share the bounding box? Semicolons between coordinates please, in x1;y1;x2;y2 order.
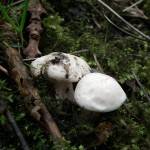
92;17;101;29
0;65;8;75
132;71;150;102
6;110;30;150
10;0;25;6
88;2;146;41
23;58;37;62
0;100;30;150
104;14;146;41
71;49;89;54
93;53;104;73
96;0;150;41
123;0;143;12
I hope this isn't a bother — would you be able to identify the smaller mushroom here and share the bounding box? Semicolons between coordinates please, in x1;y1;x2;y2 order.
74;73;127;112
30;52;91;100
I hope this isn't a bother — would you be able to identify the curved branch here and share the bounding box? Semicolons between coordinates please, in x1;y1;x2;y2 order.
3;45;62;140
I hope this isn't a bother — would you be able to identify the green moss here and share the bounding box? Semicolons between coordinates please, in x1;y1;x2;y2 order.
1;0;150;149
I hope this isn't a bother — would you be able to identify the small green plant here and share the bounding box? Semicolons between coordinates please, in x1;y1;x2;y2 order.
51;139;84;150
0;0;29;46
0;115;7;125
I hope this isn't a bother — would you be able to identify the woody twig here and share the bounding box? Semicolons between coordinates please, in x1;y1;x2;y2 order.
0;100;30;150
2;44;62;140
23;0;46;58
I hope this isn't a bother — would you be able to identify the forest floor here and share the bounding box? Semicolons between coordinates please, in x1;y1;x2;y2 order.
0;0;150;150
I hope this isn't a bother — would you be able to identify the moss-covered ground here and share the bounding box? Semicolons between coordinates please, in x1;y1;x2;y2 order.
0;0;150;149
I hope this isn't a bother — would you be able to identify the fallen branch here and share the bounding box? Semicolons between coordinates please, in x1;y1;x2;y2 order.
23;0;46;58
0;100;30;150
2;44;62;140
96;0;150;41
103;14;146;41
87;2;146;41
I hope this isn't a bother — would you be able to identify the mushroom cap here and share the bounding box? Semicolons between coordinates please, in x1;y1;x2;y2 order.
30;52;91;100
46;52;91;82
30;55;49;77
74;73;127;112
31;52;91;82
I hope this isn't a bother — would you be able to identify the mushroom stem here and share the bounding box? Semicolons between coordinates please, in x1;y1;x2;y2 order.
54;81;74;101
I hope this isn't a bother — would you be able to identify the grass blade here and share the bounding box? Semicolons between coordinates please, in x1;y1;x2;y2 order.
19;0;29;32
0;2;19;32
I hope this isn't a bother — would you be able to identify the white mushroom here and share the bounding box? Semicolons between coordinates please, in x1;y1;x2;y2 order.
30;55;50;77
30;52;91;100
74;73;127;112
